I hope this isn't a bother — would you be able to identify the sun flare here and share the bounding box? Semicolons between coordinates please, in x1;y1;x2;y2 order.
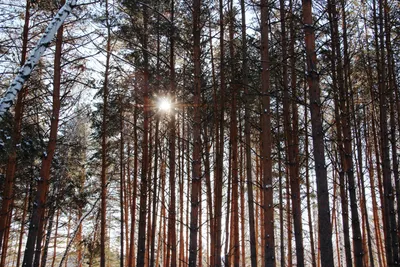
158;97;172;112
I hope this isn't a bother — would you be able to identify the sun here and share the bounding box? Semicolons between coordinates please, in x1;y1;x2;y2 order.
157;97;172;112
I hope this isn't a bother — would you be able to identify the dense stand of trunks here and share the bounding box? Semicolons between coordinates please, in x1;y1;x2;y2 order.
0;0;399;266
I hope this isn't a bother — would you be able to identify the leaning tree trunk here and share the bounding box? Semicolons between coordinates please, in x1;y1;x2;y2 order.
0;0;76;117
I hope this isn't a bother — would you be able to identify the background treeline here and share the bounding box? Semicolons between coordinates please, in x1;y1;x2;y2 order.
0;0;399;266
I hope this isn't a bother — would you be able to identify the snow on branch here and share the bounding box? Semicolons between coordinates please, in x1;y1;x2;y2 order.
0;0;78;118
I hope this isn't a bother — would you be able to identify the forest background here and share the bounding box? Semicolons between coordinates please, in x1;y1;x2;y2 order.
0;0;399;266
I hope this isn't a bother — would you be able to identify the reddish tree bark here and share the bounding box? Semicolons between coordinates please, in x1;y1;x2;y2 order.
0;0;30;252
22;9;64;265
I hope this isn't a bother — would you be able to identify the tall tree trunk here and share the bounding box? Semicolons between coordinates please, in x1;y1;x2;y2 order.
276;105;285;267
239;136;246;267
51;208;60;267
260;0;275;265
241;0;256;264
179;113;185;267
205;22;215;266
167;1;177;264
327;2;353;265
287;1;297;264
145;159;153;267
0;208;12;267
0;0;30;252
120;103;125;267
76;166;85;267
286;164;292;267
65;209;71;267
301;0;334;265
280;0;304;265
361;3;386;262
255;154;260;263
384;0;400;260
224;147;232;267
39;183;59;267
16;187;30;267
304;75;317;267
128;93;139;267
331;1;364;264
365;107;385;267
88;211;100;267
198;193;203;267
388;66;400;266
186;115;190;265
22;7;64;265
344;4;374;265
124;145;130;267
100;1;112;265
188;0;202;265
159;159;166;267
145;122;154;267
150;119;159;267
356;162;368;266
374;0;399;264
214;0;225;265
331;165;341;267
228;0;239;265
203;122;214;265
136;3;150;266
